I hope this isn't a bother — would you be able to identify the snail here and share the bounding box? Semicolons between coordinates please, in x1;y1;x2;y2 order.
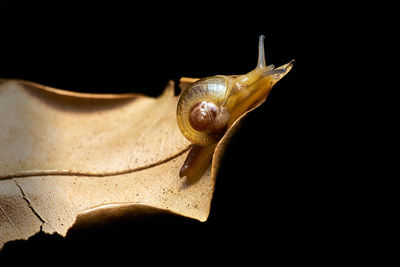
177;35;294;180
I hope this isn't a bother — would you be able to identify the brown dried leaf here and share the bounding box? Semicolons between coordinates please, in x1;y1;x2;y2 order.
0;78;268;249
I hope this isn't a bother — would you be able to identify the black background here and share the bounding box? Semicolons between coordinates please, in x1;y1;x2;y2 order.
0;4;363;264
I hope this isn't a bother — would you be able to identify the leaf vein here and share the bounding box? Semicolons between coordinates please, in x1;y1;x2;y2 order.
1;146;190;180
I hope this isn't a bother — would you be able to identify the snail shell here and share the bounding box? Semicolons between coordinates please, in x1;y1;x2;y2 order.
176;76;231;146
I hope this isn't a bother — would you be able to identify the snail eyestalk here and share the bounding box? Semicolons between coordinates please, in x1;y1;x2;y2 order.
257;35;266;69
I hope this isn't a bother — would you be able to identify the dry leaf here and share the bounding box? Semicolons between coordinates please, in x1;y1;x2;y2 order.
0;77;270;249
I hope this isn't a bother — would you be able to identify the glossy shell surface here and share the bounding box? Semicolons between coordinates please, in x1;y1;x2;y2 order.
177;76;229;146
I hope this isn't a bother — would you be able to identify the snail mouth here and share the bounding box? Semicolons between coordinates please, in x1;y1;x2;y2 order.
246;59;295;93
227;59;294;125
244;59;295;95
262;59;295;86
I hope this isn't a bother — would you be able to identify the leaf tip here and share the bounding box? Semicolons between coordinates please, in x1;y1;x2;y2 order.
161;79;175;97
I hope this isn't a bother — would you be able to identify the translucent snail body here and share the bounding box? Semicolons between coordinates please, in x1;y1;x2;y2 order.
177;35;294;180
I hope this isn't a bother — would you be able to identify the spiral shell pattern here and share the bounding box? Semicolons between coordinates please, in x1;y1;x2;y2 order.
177;76;230;146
